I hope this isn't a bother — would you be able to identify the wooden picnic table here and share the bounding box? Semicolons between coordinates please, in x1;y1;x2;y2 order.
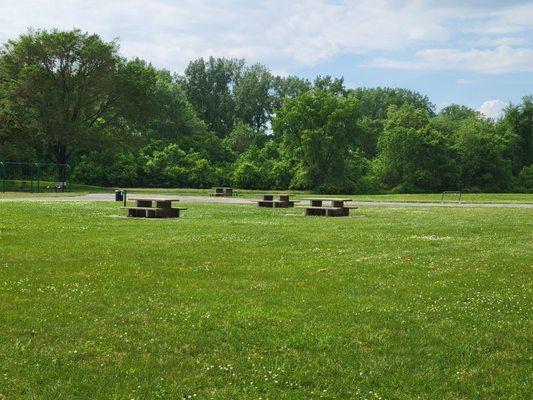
299;197;356;217
257;194;298;208
210;187;234;197
122;197;186;218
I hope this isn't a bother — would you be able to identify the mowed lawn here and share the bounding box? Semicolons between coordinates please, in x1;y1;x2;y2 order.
0;202;531;399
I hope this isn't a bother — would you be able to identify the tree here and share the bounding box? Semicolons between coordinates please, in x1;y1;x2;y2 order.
374;104;458;192
73;149;138;186
140;143;217;188
349;87;436;158
313;75;346;96
271;75;311;109
452;117;513;191
233;64;273;131
430;104;480;143
223;121;264;155
351;87;435;120
500;95;532;173
144;69;227;162
273;89;362;191
0;29;152;166
180;57;244;137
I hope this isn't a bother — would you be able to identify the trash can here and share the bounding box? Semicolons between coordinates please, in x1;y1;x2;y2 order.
115;189;124;202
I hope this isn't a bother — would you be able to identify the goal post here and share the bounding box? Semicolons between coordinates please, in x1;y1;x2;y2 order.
441;191;462;205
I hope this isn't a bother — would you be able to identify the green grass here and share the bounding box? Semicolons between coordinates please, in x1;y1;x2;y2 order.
0;201;531;399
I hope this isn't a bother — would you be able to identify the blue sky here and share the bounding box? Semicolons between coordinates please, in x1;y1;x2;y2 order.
1;0;532;118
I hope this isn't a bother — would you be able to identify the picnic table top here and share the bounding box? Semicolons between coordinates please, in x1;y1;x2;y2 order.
130;197;181;202
260;193;293;197
213;186;233;189
303;197;352;202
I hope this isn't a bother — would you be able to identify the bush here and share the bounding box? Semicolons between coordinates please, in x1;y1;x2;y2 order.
232;160;264;189
141;143;217;188
73;151;138;186
518;165;533;192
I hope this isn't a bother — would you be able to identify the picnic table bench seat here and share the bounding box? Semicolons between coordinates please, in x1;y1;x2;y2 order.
257;200;298;208
300;198;356;217
257;194;297;208
123;197;186;218
210;187;234;197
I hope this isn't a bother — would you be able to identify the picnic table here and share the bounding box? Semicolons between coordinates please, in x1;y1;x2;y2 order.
257;194;297;208
299;198;356;217
210;187;234;197
122;197;186;218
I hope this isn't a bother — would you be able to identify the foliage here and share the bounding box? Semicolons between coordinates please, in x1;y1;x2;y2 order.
273;89;363;192
500;95;533;173
231;142;293;189
180;57;244;137
223;120;265;155
73;150;138;187
374;104;458;192
141;143;218;188
233;64;273;131
0;29;531;193
517;164;533;191
452;117;513;191
0;29;152;166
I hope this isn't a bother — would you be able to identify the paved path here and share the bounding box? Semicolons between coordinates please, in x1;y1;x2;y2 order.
1;193;532;208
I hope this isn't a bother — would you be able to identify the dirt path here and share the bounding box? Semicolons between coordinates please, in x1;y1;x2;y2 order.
1;193;532;208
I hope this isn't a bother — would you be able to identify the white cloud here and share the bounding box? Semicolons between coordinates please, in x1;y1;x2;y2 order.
477;99;508;119
465;2;533;35
0;0;531;75
464;37;528;47
0;0;470;72
365;46;533;74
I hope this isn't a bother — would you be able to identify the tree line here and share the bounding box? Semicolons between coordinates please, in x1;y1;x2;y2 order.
0;29;531;193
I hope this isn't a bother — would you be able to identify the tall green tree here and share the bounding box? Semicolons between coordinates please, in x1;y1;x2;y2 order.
452;117;513;191
180;57;244;137
313;75;346;96
0;29;152;166
374;104;458;192
500;95;532;173
233;64;273;131
271;75;311;109
349;87;436;158
431;104;479;137
273;89;362;191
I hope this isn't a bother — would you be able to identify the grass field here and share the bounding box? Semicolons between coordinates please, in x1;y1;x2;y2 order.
0;201;531;399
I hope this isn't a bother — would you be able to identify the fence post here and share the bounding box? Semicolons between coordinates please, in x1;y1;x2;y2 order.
35;163;40;193
0;162;4;193
65;164;71;192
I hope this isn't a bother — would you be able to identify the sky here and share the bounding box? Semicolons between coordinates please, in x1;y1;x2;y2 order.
1;0;532;118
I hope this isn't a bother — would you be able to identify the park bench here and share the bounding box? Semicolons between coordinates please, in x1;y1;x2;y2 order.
54;182;67;192
210;187;234;197
299;198;357;217
122;198;186;218
257;194;298;208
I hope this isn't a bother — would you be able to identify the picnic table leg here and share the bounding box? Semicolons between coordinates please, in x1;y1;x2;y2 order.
156;201;173;218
